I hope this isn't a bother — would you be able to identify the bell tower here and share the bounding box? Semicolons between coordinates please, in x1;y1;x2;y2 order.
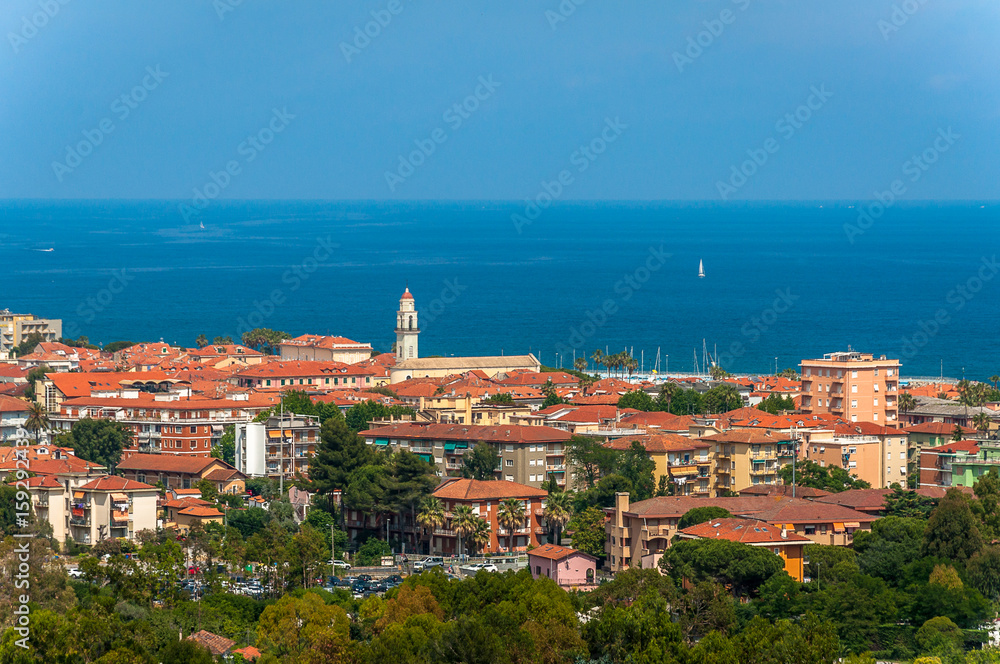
395;287;419;361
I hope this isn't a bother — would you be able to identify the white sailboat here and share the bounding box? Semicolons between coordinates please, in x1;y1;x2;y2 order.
698;259;705;278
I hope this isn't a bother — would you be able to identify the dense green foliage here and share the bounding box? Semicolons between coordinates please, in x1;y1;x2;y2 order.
777;459;871;492
65;417;133;472
677;506;732;529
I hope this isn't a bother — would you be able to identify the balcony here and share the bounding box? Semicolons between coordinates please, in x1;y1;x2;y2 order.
70;517;90;527
545;464;566;471
446;462;462;470
410;447;433;454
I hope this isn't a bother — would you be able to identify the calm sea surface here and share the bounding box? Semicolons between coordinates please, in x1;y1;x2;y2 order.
0;200;997;380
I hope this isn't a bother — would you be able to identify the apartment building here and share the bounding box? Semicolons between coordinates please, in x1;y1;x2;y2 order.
360;422;572;488
0;395;29;442
905;421;977;478
47;378;276;457
429;478;548;554
604;492;876;572
799;351;901;424
0;310;62;357
278;334;374;364
117;454;245;494
901;396;999;429
233;360;378;390
235;414;320;479
700;430;793;494
17;471;157;545
605;433;712;497
800;423;909;488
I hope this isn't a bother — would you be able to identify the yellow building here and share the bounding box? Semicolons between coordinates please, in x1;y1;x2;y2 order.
700;430;793;494
605;433;713;497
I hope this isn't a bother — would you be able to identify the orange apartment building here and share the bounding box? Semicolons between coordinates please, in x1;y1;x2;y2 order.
800;423;909;488
430;478;548;554
50;392;277;457
799;351;901;425
233;359;379;391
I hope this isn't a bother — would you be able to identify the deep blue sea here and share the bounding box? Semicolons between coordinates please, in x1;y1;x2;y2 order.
1;200;998;380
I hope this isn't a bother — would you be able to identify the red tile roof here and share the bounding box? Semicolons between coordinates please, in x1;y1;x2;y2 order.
433;478;547;501
738;485;831;498
528;543;596;561
78;475;157;491
187;630;235;656
0;395;30;412
9;475;62;488
117;454;235;475
30;457;105;475
679;517;810;544
604;433;709;454
178;506;224;518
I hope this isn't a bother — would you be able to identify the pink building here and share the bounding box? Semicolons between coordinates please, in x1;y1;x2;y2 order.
528;544;597;589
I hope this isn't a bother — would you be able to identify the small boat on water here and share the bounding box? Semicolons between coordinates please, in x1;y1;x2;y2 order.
698;259;705;278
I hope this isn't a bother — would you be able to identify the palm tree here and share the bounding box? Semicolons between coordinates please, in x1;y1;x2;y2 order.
574;357;587;373
195;334;209;348
897;392;917;424
590;350;603;375
973;412;992;435
579;374;596;397
991;375;1000;390
469;517;491;556
451;505;477;559
658;382;680;412
25;401;49;443
542;491;573;545
417;496;445;555
497;498;527;554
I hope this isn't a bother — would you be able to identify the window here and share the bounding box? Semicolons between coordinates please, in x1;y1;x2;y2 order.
851;415;858;422
837;369;842;378
774;547;781;554
506;444;514;452
505;459;514;467
506;474;513;481
804;525;816;535
873;398;879;406
887;452;891;460
848;447;856;455
900;451;905;459
852;370;858;378
874;368;879;376
190;426;197;434
887;369;894;376
874;413;879;420
874;383;879;392
851;384;858;393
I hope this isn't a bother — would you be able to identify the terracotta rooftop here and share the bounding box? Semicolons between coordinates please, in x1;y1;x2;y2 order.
178;506;224;518
9;475;62;489
0;395;30;412
433;478;547;501
699;430;788;444
117;454;235;475
905;422;976;435
187;630;235;656
678;517;811;545
78;475;157;492
29;456;105;475
738;485;832;498
604;433;709;453
528;543;595;561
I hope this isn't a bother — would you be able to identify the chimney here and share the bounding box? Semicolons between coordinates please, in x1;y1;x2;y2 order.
614;492;629;527
781;527;787;539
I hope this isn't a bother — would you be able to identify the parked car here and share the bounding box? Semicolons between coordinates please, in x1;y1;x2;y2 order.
461;563;499;573
413;556;444;571
68;568;85;579
332;560;352;570
357;574;372;582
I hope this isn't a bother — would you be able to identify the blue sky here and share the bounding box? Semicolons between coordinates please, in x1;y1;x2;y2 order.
1;0;997;200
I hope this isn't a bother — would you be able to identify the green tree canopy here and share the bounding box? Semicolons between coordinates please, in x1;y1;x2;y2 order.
923;488;984;562
308;413;376;496
568;506;607;558
566;435;618;489
659;538;785;597
461;442;499;481
67;418;133;472
617;390;656;412
617;440;656;501
777;459;871;493
678;506;732;530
